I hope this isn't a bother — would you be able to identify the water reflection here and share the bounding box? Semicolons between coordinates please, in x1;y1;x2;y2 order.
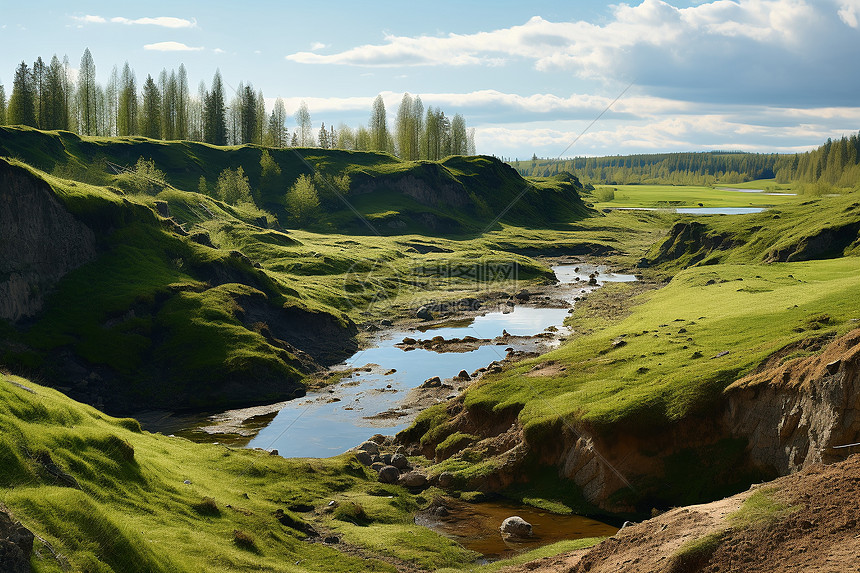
244;265;635;458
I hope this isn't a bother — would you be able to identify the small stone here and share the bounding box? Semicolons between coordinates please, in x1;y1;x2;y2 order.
357;441;380;454
457;370;471;380
421;376;442;388
500;516;533;539
438;472;454;488
434;506;450;517
417;306;433;320
391;453;409;470
377;465;401;484
269;449;279;456
324;535;340;544
401;471;427;488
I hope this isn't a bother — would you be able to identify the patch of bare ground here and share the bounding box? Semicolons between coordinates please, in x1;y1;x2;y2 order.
497;454;860;573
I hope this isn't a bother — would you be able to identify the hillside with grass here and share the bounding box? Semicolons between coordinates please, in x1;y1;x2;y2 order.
401;189;860;511
0;128;594;415
0;127;590;235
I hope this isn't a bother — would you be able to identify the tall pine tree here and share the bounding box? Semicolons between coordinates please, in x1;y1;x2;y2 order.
203;70;227;145
77;48;98;135
8;61;36;127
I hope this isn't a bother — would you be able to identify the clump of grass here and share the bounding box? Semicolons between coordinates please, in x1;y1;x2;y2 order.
666;530;725;573
232;529;256;550
192;497;220;517
728;488;797;528
333;502;370;525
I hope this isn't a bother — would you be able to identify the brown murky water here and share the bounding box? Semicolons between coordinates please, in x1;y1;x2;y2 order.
416;499;618;560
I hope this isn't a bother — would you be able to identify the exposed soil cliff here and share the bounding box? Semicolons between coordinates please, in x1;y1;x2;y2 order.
497;453;860;573
412;329;860;512
0;159;96;322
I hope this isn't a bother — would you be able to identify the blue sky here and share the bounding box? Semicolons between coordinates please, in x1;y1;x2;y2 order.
2;0;859;159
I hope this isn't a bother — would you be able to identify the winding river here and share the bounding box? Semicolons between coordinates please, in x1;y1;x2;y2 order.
243;264;637;458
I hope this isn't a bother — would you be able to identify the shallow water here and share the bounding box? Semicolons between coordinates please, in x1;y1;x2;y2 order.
245;265;636;457
675;207;764;215
612;206;766;214
416;500;618;561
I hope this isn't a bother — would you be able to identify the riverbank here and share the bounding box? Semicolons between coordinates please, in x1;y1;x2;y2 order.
156;259;640;452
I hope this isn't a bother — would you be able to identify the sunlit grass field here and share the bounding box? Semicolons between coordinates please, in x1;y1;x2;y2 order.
589;182;800;210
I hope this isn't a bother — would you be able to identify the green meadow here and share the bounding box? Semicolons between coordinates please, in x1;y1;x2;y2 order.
588;183;800;210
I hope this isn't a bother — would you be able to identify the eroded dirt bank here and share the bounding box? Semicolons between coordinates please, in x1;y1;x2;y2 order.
494;453;860;573
407;328;860;512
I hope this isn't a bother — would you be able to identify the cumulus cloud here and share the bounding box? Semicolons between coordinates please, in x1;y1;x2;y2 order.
838;0;860;27
71;15;195;28
111;16;196;28
310;42;328;50
143;41;203;52
285;1;860;106
71;15;106;24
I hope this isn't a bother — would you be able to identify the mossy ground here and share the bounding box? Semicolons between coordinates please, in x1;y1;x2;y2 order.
0;373;481;572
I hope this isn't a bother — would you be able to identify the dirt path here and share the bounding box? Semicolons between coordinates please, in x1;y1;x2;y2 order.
497;453;860;573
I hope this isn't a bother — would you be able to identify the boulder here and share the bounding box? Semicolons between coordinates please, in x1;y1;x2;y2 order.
357;441;379;455
421;376;442;388
417;306;434;320
515;289;531;301
437;472;455;488
400;471;427;488
354;451;372;466
377;465;401;484
381;453;393;465
500;516;533;539
391;453;409;470
457;370;471;380
370;462;385;472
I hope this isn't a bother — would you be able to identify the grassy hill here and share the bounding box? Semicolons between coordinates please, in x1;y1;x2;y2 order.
0;372;485;572
0;127;590;235
403;189;860;509
0;127;595;414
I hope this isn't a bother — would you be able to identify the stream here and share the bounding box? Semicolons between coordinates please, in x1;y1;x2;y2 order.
243;264;636;457
162;263;636;560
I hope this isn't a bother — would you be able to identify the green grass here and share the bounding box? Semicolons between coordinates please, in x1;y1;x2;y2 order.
0;373;482;572
471;257;860;430
588;183;800;210
727;488;798;528
407;256;860;494
666;530;726;573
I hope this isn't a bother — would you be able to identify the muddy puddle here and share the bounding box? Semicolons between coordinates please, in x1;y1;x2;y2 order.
416;499;618;561
158;264;636;457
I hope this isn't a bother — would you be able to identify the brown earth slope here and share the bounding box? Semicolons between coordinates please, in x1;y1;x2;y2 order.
497;453;860;573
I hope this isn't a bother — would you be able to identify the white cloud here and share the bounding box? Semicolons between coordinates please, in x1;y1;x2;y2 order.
111;16;196;28
143;41;203;52
310;42;328;50
213;48;226;54
284;1;860;106
838;0;860;27
71;15;195;28
71;15;106;24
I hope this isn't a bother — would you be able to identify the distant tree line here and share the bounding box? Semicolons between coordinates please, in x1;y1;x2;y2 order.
512;136;860;191
0;49;476;159
771;134;860;189
511;152;781;185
